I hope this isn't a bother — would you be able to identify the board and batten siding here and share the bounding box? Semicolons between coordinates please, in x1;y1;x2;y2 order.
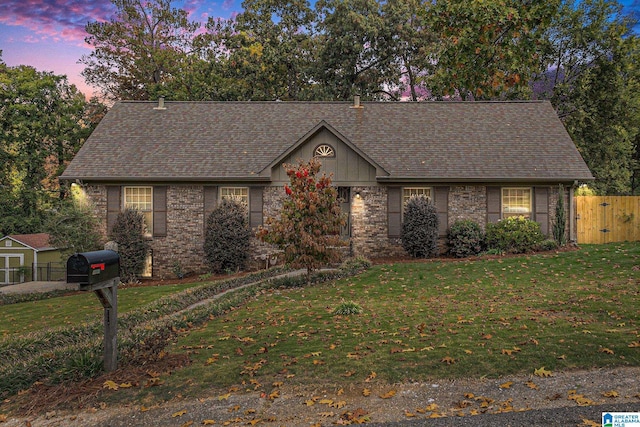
271;129;377;185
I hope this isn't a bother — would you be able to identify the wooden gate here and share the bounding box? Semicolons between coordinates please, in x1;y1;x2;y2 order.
576;196;640;244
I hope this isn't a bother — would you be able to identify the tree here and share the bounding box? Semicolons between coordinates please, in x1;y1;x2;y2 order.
204;199;251;274
314;0;392;100
81;0;202;101
539;0;640;194
108;208;151;282
46;192;104;259
205;0;317;101
552;184;567;245
0;56;100;235
257;158;346;284
427;0;558;100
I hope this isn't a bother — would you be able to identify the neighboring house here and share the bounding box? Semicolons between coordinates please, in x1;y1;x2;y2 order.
60;99;594;278
0;234;64;284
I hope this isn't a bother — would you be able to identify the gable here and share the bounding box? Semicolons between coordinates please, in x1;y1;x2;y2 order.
270;128;378;185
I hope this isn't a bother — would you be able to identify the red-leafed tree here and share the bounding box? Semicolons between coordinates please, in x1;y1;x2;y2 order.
257;158;346;284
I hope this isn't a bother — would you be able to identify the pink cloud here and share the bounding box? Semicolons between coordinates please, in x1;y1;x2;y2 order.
0;0;115;44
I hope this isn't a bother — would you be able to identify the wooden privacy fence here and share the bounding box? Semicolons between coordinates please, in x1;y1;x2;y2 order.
576;196;640;244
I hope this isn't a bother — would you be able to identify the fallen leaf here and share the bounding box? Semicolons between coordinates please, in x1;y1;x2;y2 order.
600;348;614;355
331;401;347;409
180;422;193;427
172;409;187;417
602;390;619;398
534;367;552;377
103;380;119;390
379;390;396;399
580;419;599;426
140;406;150;412
319;412;335;417
404;411;416;417
202;419;216;425
526;381;538;390
319;398;334;405
305;400;315;406
119;382;133;388
362;388;371;397
337;388;344;396
441;356;456;365
499;381;513;389
217;393;231;401
628;341;640;348
0;414;7;422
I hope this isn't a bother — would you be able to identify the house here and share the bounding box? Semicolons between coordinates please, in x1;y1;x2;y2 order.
0;234;64;284
60;99;594;277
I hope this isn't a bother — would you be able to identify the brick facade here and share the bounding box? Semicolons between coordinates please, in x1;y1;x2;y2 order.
83;183;569;278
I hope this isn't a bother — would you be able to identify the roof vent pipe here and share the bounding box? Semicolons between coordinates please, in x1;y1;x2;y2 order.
154;97;166;110
351;94;363;109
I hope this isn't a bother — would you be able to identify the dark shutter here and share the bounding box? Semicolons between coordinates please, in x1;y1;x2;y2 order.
534;187;549;235
106;186;121;235
387;187;402;238
153;186;167;237
434;186;449;236
487;186;501;224
203;186;218;230
249;187;263;229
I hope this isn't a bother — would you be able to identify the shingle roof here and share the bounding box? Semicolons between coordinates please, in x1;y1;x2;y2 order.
61;100;593;183
6;233;53;250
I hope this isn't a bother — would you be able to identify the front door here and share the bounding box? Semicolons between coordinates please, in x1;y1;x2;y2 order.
338;187;351;238
0;255;24;284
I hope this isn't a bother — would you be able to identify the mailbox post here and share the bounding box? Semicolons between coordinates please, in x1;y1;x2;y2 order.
67;250;120;372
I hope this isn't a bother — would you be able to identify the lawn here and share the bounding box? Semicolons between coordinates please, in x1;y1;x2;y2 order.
160;243;639;398
0;282;200;337
2;243;638;407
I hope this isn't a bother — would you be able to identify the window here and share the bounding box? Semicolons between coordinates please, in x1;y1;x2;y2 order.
403;187;432;206
220;187;249;207
314;144;335;158
502;187;532;218
124;186;153;235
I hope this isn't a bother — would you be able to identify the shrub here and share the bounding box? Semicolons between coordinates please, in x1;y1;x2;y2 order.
108;208;151;283
204;199;251;274
401;196;439;258
536;239;559;252
552;184;567;246
447;219;484;258
485;216;544;254
333;300;363;315
340;256;372;273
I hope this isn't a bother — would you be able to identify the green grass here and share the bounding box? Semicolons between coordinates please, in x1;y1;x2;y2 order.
0;283;200;336
160;243;639;398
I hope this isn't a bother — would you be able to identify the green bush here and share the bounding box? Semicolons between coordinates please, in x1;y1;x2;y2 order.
401;197;439;258
340;256;372;273
108;208;151;283
536;239;560;252
204;199;251;274
333;300;363;315
447;219;484;258
485;216;545;254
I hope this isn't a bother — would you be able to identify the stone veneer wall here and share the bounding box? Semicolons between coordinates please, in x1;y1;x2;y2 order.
84;183;570;277
350;186;405;259
448;186;487;229
152;185;206;277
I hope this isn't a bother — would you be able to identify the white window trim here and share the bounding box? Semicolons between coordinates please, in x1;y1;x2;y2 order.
402;187;433;206
219;187;249;205
123;186;153;236
501;187;532;218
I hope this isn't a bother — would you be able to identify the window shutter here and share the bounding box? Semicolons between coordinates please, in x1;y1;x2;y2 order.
434;186;449;236
487;187;501;224
106;186;121;235
203;186;218;231
153;186;167;237
534;187;549;235
249;187;263;229
387;187;402;238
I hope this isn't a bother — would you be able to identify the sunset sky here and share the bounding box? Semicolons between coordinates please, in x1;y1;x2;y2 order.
1;0;639;98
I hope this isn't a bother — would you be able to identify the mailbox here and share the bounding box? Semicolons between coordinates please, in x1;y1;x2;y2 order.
67;250;120;286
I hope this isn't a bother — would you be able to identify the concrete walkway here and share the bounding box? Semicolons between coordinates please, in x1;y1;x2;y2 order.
0;281;78;295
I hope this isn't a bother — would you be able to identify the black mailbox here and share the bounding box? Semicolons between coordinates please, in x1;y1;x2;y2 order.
67;250;120;286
